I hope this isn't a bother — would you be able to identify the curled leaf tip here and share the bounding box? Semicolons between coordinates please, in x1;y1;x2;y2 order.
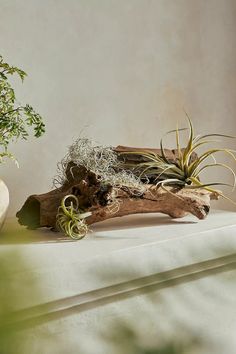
56;194;91;240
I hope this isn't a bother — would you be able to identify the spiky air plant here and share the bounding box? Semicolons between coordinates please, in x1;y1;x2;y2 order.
56;195;92;239
119;115;236;203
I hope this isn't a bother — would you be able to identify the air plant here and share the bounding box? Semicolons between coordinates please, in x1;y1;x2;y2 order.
119;114;236;202
56;194;92;239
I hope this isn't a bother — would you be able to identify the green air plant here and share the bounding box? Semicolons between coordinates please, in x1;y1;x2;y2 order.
119;115;236;203
56;194;92;239
0;54;45;164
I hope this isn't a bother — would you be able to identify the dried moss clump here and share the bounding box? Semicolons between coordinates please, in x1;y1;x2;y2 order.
54;138;145;196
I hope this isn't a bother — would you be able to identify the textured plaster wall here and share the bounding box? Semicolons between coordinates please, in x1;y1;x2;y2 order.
0;0;236;216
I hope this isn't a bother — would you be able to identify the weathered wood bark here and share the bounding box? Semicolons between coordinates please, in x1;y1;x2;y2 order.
87;187;219;224
16;163;219;231
114;145;198;164
114;145;198;182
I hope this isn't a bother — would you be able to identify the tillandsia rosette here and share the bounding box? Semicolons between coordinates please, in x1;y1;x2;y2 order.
118;113;236;204
56;195;92;240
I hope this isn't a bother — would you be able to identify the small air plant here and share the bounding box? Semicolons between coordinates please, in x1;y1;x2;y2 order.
56;195;92;240
120;114;236;203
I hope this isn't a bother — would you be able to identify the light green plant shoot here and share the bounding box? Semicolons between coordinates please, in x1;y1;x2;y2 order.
56;194;92;240
119;114;236;203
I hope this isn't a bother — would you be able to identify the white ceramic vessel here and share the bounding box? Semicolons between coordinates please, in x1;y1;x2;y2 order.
0;179;9;230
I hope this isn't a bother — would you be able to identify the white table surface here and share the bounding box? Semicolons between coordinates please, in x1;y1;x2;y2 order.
1;210;236;303
1;210;236;354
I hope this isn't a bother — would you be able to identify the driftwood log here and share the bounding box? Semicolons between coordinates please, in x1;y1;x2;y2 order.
17;146;220;230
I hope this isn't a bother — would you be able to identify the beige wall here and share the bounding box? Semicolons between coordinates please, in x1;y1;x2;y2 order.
1;0;236;216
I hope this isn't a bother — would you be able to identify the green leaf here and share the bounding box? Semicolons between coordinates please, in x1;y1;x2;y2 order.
0;54;45;164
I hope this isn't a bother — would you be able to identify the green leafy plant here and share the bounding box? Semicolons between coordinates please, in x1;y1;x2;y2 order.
119;114;236;202
56;194;92;239
0;54;45;164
